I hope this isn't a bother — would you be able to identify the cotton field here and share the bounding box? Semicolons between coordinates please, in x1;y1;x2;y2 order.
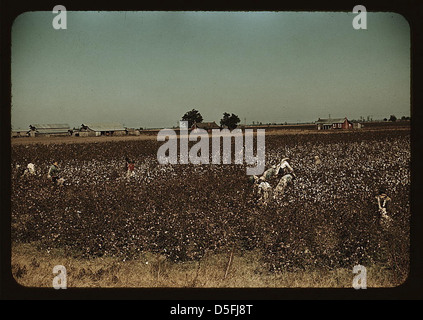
11;129;410;275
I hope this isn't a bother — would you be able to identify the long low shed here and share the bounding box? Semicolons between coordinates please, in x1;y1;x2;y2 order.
11;129;29;137
29;124;71;137
80;123;127;136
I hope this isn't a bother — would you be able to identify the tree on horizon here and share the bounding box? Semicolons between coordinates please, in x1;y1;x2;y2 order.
220;112;241;130
181;109;203;127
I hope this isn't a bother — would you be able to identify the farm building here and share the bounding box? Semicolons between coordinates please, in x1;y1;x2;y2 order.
11;129;29;138
28;124;71;137
126;128;141;136
80;123;127;136
352;122;363;129
191;121;220;132
71;129;81;137
315;117;353;130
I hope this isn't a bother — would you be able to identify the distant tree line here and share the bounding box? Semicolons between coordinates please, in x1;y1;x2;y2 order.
354;115;411;122
383;115;411;122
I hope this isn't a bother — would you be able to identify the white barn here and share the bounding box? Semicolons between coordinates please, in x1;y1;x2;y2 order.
28;124;71;137
80;123;127;136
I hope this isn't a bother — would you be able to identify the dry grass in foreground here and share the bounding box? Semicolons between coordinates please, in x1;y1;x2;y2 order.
11;242;400;289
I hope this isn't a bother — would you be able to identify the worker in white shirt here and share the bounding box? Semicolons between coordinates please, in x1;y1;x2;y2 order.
22;163;36;176
278;157;295;178
257;178;272;205
376;189;392;221
273;158;296;198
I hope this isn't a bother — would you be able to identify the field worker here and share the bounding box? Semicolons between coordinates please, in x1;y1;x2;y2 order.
261;164;281;181
314;155;322;165
27;163;36;175
22;163;36;176
272;157;296;198
257;180;272;205
278;157;296;178
48;161;61;185
273;173;294;198
250;175;262;196
376;189;392;221
126;158;135;178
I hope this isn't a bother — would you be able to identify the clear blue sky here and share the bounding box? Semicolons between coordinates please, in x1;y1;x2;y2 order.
11;11;410;129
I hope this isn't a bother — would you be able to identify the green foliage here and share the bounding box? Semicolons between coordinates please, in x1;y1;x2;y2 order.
182;109;203;128
220;112;241;130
